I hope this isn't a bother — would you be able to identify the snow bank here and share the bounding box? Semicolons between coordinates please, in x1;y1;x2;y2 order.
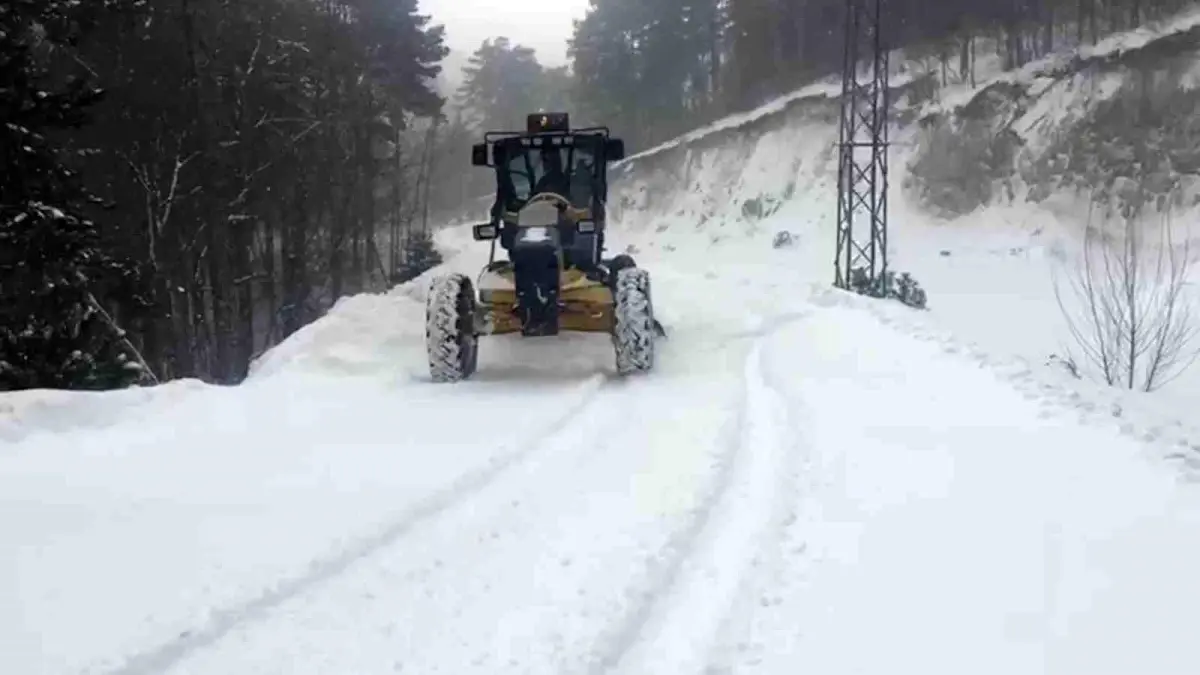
246;290;427;381
246;221;489;381
741;294;1200;675
810;284;1200;478
0;379;209;445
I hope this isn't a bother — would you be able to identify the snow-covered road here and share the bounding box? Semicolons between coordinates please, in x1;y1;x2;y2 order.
4;255;1200;675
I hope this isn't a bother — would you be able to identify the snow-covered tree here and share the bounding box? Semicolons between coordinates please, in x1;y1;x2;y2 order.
0;0;144;390
393;231;444;284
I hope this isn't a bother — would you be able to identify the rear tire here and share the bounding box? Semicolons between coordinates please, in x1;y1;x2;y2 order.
613;267;655;375
426;274;478;382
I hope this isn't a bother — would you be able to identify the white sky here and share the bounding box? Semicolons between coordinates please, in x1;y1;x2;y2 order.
418;0;590;67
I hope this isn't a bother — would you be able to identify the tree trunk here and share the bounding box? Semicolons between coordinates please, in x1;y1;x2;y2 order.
1043;5;1054;55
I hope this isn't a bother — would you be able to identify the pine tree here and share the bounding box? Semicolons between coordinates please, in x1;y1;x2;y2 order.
727;0;779;108
570;0;725;147
569;1;641;136
0;0;143;390
393;231;443;284
458;37;546;130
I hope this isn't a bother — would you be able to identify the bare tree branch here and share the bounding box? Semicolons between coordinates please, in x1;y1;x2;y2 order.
1055;195;1200;392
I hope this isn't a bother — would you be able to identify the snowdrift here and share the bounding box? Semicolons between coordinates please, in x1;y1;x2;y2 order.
0;379;208;444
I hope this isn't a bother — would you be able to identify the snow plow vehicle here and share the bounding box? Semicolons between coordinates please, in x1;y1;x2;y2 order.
425;112;662;382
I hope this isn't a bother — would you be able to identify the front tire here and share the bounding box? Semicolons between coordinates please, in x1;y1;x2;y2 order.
613;267;655;375
426;274;478;382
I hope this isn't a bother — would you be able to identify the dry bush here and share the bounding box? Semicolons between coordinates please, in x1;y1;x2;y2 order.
1053;199;1200;392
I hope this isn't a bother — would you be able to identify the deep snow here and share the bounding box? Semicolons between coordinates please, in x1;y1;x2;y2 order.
7;9;1200;675
5;234;1200;674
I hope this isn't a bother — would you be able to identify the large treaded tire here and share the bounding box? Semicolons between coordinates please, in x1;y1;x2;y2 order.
612;267;655;375
426;273;478;382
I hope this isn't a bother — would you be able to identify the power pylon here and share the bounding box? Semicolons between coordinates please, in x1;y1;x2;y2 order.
834;0;890;293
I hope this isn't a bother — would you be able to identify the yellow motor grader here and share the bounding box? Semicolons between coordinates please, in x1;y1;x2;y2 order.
424;113;662;382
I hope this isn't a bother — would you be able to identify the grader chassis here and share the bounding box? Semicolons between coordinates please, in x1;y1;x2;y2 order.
424;113;661;382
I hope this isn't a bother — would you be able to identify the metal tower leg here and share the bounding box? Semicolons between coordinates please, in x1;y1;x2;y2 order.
834;0;890;295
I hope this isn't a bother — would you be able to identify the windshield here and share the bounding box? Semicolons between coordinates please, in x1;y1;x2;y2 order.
499;138;598;208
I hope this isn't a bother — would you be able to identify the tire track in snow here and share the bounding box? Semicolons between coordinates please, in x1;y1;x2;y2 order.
702;328;819;672
701;333;811;672
156;375;636;675
99;374;609;675
163;352;765;675
587;327;801;675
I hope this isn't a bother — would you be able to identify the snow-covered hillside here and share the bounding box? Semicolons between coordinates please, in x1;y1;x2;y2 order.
5;9;1200;675
606;4;1200;399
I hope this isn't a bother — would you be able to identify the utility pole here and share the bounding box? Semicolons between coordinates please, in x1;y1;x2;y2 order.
834;0;890;294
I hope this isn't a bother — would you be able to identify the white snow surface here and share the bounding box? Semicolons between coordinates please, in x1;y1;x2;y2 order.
8;11;1200;675
5;239;1200;674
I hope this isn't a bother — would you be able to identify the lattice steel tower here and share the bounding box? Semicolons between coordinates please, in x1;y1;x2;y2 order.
834;0;890;293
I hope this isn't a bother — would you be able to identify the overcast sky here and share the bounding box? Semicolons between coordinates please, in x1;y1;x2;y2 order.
418;0;589;69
